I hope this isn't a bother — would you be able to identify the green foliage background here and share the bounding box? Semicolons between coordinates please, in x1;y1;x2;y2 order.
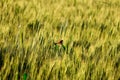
0;0;120;80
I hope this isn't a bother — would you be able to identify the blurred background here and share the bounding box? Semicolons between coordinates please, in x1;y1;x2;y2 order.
0;0;120;80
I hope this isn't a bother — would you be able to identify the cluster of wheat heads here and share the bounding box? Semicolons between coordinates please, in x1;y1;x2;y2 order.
0;0;120;80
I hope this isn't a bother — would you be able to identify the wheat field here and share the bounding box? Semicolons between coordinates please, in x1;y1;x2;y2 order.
0;0;120;80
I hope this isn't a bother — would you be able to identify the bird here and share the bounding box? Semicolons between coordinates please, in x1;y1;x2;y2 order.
54;40;63;45
54;40;65;50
